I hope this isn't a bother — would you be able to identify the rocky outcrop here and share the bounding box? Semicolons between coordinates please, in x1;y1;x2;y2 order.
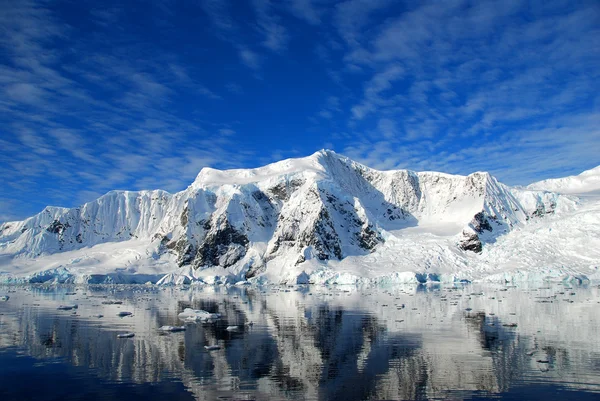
459;231;483;253
194;218;249;268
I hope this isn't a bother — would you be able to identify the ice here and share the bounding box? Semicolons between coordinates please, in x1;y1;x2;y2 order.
159;325;186;332
178;308;221;322
204;345;221;351
225;326;239;331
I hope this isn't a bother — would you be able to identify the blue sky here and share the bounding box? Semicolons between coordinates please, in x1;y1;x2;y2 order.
1;0;599;222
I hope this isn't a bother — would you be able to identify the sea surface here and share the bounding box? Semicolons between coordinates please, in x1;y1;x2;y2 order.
1;282;599;400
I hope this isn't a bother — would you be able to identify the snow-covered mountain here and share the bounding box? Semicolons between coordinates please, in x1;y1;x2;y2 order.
1;150;596;285
528;165;600;194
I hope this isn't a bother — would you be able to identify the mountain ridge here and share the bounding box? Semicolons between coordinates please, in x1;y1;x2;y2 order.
1;150;595;285
528;165;600;194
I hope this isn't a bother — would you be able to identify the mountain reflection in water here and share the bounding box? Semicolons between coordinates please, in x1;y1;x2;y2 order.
0;283;599;400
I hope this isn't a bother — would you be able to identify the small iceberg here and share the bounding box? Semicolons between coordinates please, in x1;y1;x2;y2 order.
159;325;186;332
178;308;221;322
57;304;78;310
204;345;220;351
225;325;239;331
117;332;135;338
117;311;132;317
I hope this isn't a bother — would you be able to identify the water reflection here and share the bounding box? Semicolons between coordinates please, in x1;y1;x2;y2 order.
0;283;599;400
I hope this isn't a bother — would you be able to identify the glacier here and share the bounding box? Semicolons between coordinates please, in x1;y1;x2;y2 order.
0;150;598;285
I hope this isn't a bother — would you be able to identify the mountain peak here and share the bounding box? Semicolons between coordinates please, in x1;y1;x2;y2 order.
190;149;351;189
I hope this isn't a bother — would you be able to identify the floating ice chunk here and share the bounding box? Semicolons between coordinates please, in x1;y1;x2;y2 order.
178;308;221;322
117;311;132;317
159;325;186;332
226;325;239;331
57;304;78;310
117;332;135;338
204;345;220;351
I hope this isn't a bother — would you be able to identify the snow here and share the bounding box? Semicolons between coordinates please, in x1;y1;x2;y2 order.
0;150;597;285
528;165;600;194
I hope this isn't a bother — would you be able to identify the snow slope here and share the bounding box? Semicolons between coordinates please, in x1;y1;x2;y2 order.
0;150;593;285
528;165;600;194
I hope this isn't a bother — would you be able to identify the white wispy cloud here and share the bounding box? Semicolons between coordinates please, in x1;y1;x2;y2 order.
200;0;235;33
288;0;323;25
0;0;257;221
351;64;403;119
239;48;262;70
337;0;600;180
252;0;289;52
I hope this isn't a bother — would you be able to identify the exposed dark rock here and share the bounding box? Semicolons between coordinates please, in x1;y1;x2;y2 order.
297;208;343;260
166;238;196;266
252;190;270;205
245;260;267;279
267;178;305;201
532;200;556;218
47;220;70;235
180;206;188;227
460;231;482;253
471;212;493;233
356;224;381;252
268;182;288;200
194;219;249;268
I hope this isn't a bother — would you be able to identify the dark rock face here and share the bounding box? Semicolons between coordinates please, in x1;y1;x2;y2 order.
167;238;196;266
245;260;266;279
293;207;343;261
46;220;69;235
180;207;189;227
194;219;249;268
312;208;343;260
471;212;493;234
267;179;305;201
356;224;380;252
532;199;557;218
46;220;72;250
460;231;483;253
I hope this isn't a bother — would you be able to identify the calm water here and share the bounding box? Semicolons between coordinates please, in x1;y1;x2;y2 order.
1;283;600;401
